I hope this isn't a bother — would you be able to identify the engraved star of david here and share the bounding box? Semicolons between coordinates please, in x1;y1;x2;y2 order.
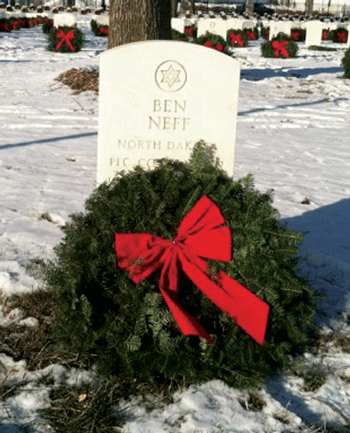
160;64;181;88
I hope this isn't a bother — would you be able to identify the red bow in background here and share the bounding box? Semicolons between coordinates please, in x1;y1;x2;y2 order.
98;27;109;36
229;32;244;46
115;196;269;345
204;40;224;51
338;31;347;43
56;29;75;51
272;40;290;58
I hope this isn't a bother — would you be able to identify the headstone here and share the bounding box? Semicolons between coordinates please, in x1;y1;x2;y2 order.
171;17;185;34
242;20;256;30
305;20;323;46
97;41;240;184
269;21;291;39
197;18;227;38
53;12;76;28
95;14;109;26
226;18;243;30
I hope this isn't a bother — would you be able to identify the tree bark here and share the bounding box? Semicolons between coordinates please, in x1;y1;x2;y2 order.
244;0;254;15
171;0;179;17
190;0;196;14
305;0;314;14
108;0;172;49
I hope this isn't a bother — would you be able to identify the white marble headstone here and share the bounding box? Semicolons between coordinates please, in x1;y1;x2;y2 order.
305;20;323;46
171;17;185;33
95;14;109;26
269;21;291;39
226;18;243;31
53;13;76;28
197;18;227;39
97;41;240;184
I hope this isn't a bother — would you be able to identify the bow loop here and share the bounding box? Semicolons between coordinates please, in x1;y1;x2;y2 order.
115;196;269;345
176;196;232;262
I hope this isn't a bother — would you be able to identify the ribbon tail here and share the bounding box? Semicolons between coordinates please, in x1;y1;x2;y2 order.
179;251;269;345
216;271;269;345
159;249;215;344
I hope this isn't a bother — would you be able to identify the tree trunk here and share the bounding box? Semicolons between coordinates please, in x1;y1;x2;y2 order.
244;0;254;15
108;0;172;49
171;0;179;17
305;0;314;14
190;0;195;14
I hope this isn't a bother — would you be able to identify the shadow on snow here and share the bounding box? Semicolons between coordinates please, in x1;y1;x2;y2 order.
0;131;97;150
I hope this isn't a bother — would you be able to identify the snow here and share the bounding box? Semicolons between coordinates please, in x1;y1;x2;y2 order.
1;16;350;432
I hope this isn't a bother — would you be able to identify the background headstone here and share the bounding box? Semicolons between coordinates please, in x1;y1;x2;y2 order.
53;13;76;28
97;41;240;184
269;21;291;39
95;14;109;26
197;18;227;38
305;20;323;46
171;17;185;34
226;18;243;30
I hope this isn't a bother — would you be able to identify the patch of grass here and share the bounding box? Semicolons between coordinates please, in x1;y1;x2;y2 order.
290;359;329;392
55;68;99;94
0;289;95;371
41;381;128;433
239;390;266;412
308;45;338;51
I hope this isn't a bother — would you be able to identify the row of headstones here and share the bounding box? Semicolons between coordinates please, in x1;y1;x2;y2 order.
0;10;108;28
172;16;350;46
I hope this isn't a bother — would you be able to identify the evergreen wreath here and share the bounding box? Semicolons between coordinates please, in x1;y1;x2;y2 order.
42;18;53;34
342;47;350;78
91;19;109;37
322;28;331;40
227;28;248;47
96;25;109;37
196;31;228;54
43;143;317;390
184;23;197;38
244;26;259;41
90;19;98;34
171;28;190;42
9;17;21;31
290;27;306;42
47;26;84;53
261;25;270;40
261;32;298;58
332;27;348;43
0;18;11;32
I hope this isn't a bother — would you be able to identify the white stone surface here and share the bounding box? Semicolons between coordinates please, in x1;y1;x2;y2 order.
269;21;291;39
226;18;243;30
97;40;240;184
53;12;76;28
171;17;185;33
197;18;227;38
305;20;323;46
95;14;109;26
242;20;255;30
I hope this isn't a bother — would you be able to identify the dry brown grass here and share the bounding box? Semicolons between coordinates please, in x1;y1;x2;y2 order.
55;68;99;94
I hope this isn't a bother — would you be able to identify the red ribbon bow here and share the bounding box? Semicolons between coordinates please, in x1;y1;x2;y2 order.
229;32;244;46
56;29;75;51
115;196;269;345
338;31;347;43
98;26;109;36
245;30;256;40
291;31;299;41
272;40;289;58
204;40;224;52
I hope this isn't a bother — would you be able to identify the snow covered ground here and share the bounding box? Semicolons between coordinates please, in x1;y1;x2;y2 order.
1;16;350;433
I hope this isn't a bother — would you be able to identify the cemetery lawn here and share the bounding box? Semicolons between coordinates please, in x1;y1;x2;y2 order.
1;15;350;433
